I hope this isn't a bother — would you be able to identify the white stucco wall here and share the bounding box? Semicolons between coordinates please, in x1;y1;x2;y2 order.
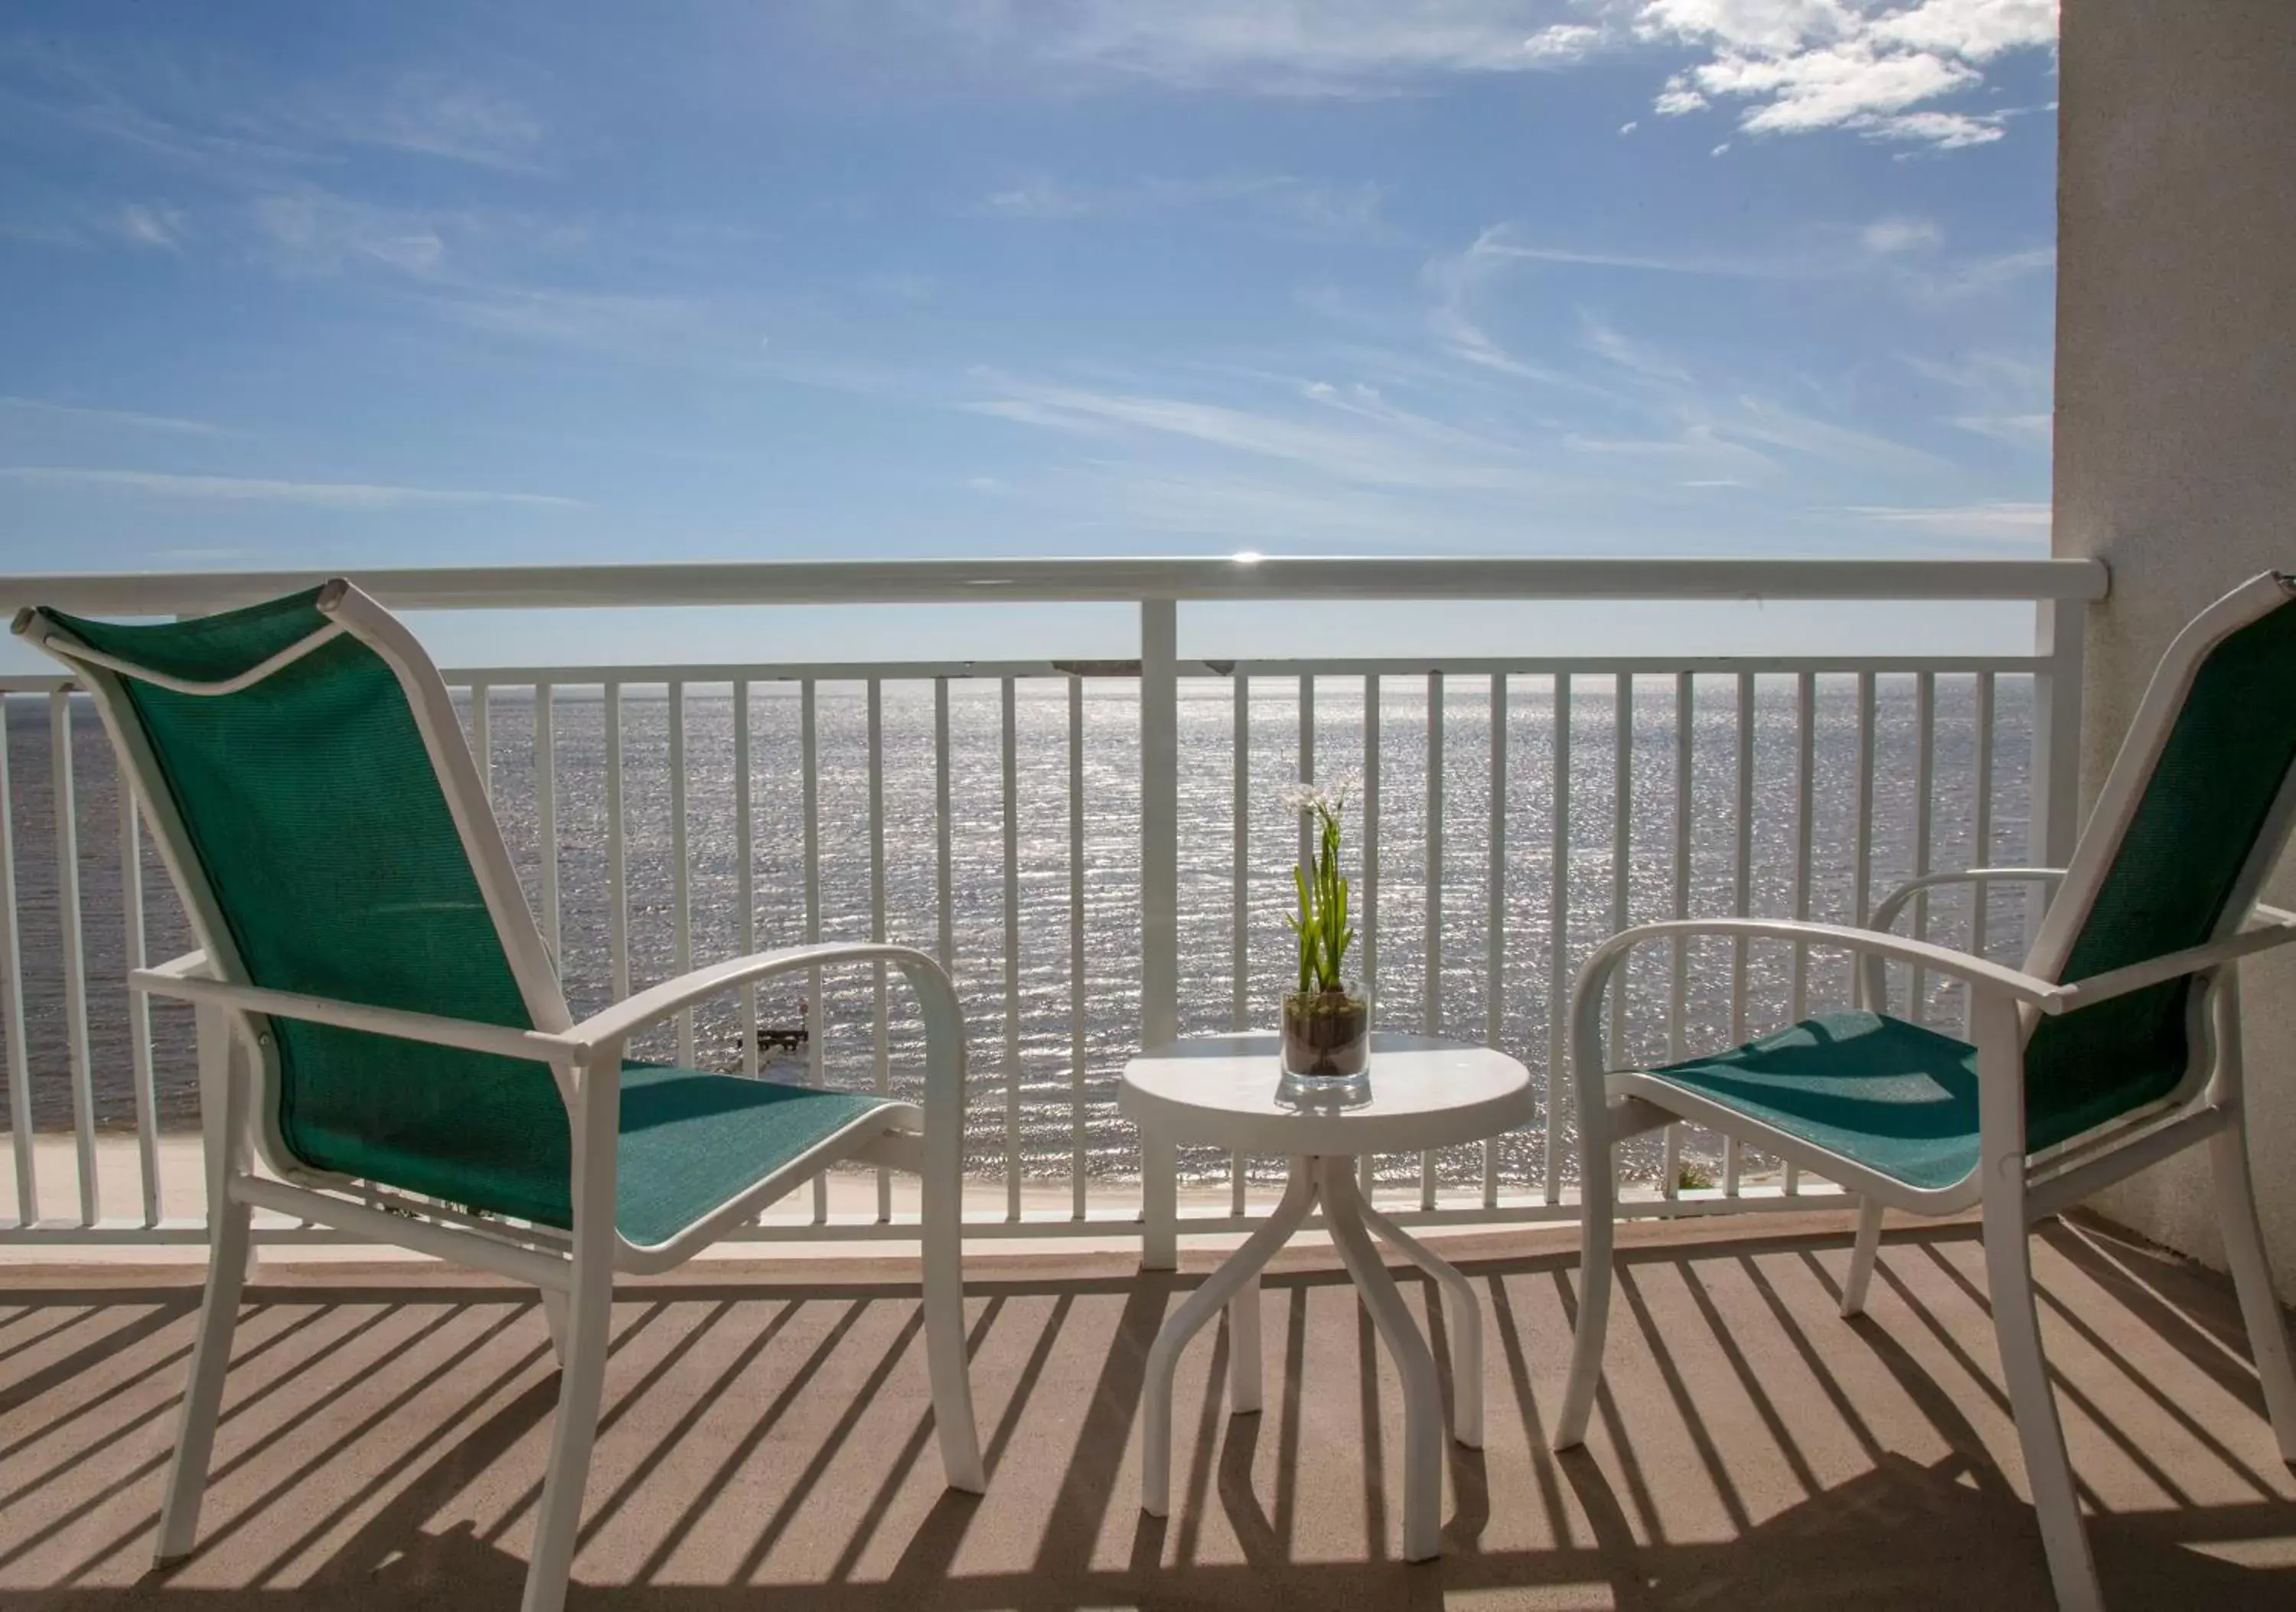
2055;0;2296;1296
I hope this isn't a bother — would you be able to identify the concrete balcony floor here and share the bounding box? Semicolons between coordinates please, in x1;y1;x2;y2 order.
4;1210;2292;1610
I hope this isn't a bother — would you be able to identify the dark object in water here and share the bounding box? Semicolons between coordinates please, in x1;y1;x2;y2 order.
736;1023;810;1055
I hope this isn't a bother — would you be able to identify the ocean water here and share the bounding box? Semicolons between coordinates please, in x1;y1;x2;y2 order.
0;674;2033;1191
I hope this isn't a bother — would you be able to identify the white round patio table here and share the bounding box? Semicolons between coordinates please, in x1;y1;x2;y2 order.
1118;1030;1534;1562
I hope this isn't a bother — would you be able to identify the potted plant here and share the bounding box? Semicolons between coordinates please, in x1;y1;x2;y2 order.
1282;782;1369;1079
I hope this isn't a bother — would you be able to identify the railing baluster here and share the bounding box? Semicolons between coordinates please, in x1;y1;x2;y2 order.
1972;670;1998;988
1787;671;1816;1196
1854;674;1878;932
469;681;490;800
801;679;826;1222
52;691;96;1225
1071;674;1088;1219
0;697;32;1225
1725;672;1753;1197
1910;671;1936;1023
606;682;628;1000
1231;673;1249;1214
1298;673;1315;869
1002;677;1022;1222
867;680;891;1219
1545;671;1570;1206
1422;670;1442;1210
122;782;159;1223
535;682;559;966
735;680;757;1076
1664;672;1691;1199
1484;673;1507;1209
670;680;693;1066
1360;674;1380;1197
935;677;954;972
1607;674;1632;1073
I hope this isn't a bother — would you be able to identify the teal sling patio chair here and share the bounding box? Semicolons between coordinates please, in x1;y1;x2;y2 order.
14;580;984;1612
1553;572;2296;1612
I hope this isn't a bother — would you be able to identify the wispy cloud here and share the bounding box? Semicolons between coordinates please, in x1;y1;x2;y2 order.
1903;348;2053;447
0;396;219;435
114;201;188;250
937;2;1598;96
288;72;547;171
962;369;1548;493
1849;499;2050;545
0;467;579;509
974;172;1391;239
926;3;2056;149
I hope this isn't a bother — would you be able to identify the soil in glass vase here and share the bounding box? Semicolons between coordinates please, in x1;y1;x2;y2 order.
1280;780;1369;1083
1282;985;1368;1077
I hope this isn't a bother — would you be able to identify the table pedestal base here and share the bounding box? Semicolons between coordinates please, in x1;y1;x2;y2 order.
1138;1155;1483;1562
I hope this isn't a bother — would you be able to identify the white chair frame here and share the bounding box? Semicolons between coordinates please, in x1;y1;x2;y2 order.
17;581;985;1612
1551;572;2296;1612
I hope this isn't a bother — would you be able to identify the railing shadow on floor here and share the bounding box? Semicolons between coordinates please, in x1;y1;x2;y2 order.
2;1217;2290;1610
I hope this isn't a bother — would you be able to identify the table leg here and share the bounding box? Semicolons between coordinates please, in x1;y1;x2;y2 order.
1319;1157;1443;1563
1141;1160;1316;1519
1358;1199;1484;1447
1141;1124;1179;1271
1227;1275;1262;1415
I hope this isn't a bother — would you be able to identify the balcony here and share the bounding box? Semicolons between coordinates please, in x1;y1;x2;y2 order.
2;555;2292;1608
6;1210;2293;1607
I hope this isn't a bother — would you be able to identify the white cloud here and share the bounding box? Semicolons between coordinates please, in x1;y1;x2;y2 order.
0;467;579;508
1525;23;1603;60
1634;1;2056;148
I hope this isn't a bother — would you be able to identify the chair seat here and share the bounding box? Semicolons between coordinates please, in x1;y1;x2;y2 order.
615;1065;902;1246
1634;1010;1981;1192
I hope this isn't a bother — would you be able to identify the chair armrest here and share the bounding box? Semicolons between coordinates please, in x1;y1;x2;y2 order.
2057;912;2296;1010
126;966;575;1065
1574;917;2069;1028
1868;867;2066;935
563;941;958;1054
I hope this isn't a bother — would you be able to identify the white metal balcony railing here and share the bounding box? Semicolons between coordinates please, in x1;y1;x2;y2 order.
0;556;2104;1255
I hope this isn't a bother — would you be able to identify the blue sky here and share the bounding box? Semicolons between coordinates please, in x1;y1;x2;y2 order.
0;2;2060;663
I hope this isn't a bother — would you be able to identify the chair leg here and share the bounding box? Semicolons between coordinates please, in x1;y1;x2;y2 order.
520;1267;612;1612
1983;1192;2102;1612
921;1180;987;1493
155;1002;253;1568
1841;1197;1887;1318
153;1192;252;1565
2210;1124;2296;1464
1552;1108;1616;1451
540;1287;569;1368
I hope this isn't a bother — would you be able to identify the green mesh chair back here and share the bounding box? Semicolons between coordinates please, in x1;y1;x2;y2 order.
2023;582;2296;1150
32;589;579;1227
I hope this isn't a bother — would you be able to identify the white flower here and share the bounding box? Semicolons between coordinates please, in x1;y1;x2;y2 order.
1280;771;1359;821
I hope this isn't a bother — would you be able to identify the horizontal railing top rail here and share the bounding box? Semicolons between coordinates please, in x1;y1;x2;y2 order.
0;554;2108;615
